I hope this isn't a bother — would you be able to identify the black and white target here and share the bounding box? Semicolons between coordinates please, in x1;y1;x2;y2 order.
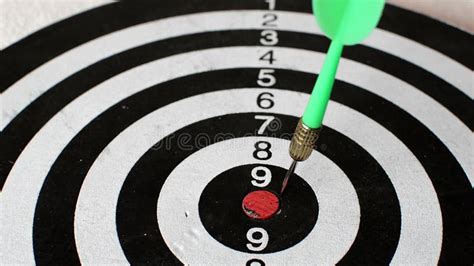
1;1;473;265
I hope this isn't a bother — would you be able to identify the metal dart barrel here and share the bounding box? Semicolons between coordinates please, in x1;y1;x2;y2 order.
281;119;321;194
289;118;321;162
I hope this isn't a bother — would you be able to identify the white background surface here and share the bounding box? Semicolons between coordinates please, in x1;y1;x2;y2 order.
0;0;112;49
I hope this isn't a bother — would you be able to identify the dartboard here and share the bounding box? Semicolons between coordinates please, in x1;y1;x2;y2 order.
1;0;472;265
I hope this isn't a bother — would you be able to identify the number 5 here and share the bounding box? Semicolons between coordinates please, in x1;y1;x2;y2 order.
257;69;276;87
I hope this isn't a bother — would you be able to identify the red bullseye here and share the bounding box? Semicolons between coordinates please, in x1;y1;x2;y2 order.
242;190;280;220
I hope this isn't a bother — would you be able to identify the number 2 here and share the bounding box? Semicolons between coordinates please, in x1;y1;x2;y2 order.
262;14;277;27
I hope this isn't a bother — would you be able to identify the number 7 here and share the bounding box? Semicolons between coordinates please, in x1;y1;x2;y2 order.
255;115;275;135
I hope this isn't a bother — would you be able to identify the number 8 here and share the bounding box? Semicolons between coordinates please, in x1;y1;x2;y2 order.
253;141;272;160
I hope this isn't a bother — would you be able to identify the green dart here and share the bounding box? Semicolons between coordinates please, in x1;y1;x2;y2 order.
281;0;385;193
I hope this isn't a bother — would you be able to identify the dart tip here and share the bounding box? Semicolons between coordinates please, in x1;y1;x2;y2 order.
281;160;298;194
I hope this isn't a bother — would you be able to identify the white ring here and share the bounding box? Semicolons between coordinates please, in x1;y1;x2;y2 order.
1;11;471;129
157;136;359;265
71;89;441;265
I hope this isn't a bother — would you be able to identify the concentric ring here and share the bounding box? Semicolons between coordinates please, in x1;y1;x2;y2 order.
157;136;359;264
71;88;438;264
1;2;472;265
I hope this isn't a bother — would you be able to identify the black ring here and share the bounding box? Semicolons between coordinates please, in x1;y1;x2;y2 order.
117;113;399;264
199;164;319;253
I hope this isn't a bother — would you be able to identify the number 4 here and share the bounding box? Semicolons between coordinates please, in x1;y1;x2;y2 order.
259;50;276;64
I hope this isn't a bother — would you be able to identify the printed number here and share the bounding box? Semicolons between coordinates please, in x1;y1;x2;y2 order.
256;92;274;109
264;0;275;10
253;141;272;160
262;14;277;27
257;69;276;87
246;227;269;251
260;30;278;46
259;50;276;64
254;115;275;134
246;258;265;266
251;166;272;187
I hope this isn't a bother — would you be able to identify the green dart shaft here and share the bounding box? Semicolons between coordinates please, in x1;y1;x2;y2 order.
302;0;385;129
302;40;343;129
282;0;385;194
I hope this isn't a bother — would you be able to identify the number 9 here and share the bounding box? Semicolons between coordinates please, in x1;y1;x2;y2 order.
251;166;272;187
246;227;269;252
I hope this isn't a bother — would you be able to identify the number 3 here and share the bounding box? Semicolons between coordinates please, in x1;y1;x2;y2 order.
260;30;278;46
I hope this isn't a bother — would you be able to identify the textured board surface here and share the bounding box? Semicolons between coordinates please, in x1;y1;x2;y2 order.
0;1;473;265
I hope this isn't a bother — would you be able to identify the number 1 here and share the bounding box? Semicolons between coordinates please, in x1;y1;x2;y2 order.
264;0;275;10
